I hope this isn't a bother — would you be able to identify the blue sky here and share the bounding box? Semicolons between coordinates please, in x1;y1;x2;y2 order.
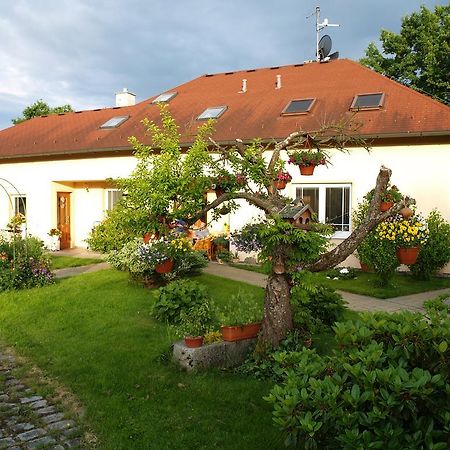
0;0;445;130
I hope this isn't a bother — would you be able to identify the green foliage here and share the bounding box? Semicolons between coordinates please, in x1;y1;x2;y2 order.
152;279;210;324
360;5;450;104
218;291;263;326
217;250;233;263
12;99;74;124
353;196;399;286
258;218;331;271
86;203;147;252
179;303;214;337
290;277;346;335
266;307;450;449
0;236;53;290
411;209;450;280
106;237;207;284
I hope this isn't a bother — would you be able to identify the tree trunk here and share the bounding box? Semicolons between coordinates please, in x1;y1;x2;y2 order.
259;273;293;347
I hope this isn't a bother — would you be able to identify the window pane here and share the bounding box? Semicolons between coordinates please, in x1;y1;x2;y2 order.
296;187;319;217
107;190;123;210
14;196;26;216
326;187;350;231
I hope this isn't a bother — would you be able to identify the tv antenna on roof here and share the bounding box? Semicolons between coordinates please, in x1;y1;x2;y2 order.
310;6;340;62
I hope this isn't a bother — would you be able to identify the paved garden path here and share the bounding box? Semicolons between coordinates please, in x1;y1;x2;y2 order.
0;353;83;449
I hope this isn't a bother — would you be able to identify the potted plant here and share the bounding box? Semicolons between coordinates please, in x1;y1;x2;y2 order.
219;293;263;341
179;303;213;348
288;150;327;175
138;236;175;274
375;213;429;265
211;173;238;197
7;213;26;234
48;228;62;251
274;171;292;190
365;185;403;211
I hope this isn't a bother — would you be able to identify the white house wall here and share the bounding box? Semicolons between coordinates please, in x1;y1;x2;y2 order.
0;142;449;272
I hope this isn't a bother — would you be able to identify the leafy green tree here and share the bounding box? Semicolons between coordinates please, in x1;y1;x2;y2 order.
12;99;74;124
91;106;411;346
360;5;450;104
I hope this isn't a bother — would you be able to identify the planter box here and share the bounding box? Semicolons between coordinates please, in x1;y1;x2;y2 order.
220;322;262;342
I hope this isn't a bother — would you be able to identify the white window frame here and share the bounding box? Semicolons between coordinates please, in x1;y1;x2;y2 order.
10;194;27;217
105;189;123;211
293;183;352;239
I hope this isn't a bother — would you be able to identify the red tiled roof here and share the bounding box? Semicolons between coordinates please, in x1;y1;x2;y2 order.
0;59;449;160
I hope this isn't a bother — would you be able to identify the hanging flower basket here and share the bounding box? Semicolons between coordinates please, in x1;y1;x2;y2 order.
215;187;225;197
380;201;394;212
299;164;315;176
275;180;288;190
396;247;420;265
155;258;174;274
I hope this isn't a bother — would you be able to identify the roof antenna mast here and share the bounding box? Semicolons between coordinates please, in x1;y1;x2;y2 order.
313;6;340;61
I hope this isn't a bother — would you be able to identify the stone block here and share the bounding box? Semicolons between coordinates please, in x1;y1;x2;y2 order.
173;339;255;371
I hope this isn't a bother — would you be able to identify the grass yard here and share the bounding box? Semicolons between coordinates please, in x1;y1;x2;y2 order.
0;270;282;450
49;255;103;270
230;263;450;299
312;271;450;298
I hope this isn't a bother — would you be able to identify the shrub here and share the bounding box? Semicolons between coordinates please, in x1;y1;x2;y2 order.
106;237;207;284
178;303;214;337
218;291;263;326
0;236;53;291
290;277;346;335
411;209;450;280
86;204;147;252
265;306;450;449
152;279;210;324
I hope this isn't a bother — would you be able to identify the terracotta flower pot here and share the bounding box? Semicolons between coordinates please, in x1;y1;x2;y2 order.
299;164;315;176
275;180;288;190
396;246;420;265
380;201;394;212
155;258;174;274
360;262;370;273
143;233;152;243
220;322;262;342
184;336;203;348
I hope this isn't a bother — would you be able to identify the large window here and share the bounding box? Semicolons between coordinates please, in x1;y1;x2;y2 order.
106;190;123;210
295;184;351;238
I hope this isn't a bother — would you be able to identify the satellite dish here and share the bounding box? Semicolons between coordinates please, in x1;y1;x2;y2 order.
318;34;332;60
329;51;339;60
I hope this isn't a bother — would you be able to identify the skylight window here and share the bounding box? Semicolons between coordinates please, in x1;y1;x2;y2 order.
282;98;315;115
100;116;129;129
351;93;384;110
197;106;227;120
152;92;177;103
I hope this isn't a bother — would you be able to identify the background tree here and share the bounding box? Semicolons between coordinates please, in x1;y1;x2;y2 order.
12;99;74;124
91;106;413;346
360;5;450;104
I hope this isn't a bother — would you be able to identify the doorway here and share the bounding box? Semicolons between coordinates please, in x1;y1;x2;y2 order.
57;192;71;249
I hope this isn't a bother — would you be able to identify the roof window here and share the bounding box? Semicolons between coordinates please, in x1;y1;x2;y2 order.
197;106;227;120
282;98;315;115
100;116;129;129
152;92;177;103
351;93;384;110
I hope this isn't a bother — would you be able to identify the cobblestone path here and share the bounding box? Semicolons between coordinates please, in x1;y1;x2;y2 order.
0;353;84;449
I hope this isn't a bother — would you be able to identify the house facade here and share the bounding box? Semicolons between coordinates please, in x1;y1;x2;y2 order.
0;59;449;269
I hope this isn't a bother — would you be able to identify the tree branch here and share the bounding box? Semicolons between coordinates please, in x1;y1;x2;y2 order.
305;166;412;272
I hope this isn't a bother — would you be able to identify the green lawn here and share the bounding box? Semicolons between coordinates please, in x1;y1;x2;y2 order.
0;270;282;450
230;263;450;299
49;255;103;270
313;271;450;298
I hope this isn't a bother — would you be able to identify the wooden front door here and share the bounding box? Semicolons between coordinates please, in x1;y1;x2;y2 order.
57;192;71;249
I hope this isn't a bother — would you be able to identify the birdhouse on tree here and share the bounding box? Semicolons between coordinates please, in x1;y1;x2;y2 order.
278;198;315;230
